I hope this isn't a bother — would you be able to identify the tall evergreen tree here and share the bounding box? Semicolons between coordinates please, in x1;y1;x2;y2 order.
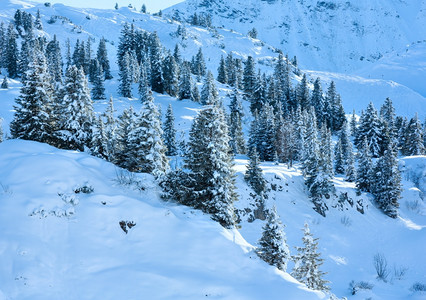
55;65;94;151
162;54;179;97
185;99;237;228
163;104;178;156
10;49;55;144
228;87;246;154
35;9;43;31
102;96;118;162
355;102;385;157
245;148;267;196
371;143;401;218
118;52;133;98
178;61;193;100
311;77;324;125
250;71;266;114
257;104;276;161
200;71;218;105
149;32;164;93
243;56;256;97
356;137;373;193
127;91;169;177
45;34;63;83
6;23;19;78
292;223;329;291
97;37;112;79
193;47;206;79
295;74;310;110
91;59;106;100
217;55;228;84
1;76;8;89
402;113;425;155
257;206;290;271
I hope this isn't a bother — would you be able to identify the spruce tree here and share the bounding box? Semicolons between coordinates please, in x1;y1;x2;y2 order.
6;23;19;78
193;47;206;79
243;56;256;97
10;49;55;144
257;104;276;161
356;137;373;193
380;97;396;140
149;32;164;93
372;143;401;218
163;104;178;156
245;148;267;196
115;106;137;168
292;223;329;291
127;91;169;177
138;64;150;103
350;109;357;137
97;37;112;79
185;98;237;228
257;206;290;271
118;52;133;98
355;102;384;157
345;141;356;182
91;59;106;100
162;54;179;97
228;87;246;154
402;113;425;155
55;65;94;151
311;77;324;125
250;71;266;114
102;96;118;162
45;34;62;83
295;74;310;110
1;76;8;89
90;116;108;159
35;9;43;31
200;71;218;105
217;55;228;84
178;61;193;100
334;140;345;174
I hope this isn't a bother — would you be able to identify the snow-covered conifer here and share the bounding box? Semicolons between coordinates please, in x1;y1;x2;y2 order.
91;59;106;100
356;137;373;193
257;206;290;271
217;55;228;84
228;87;246;154
163;104;178;156
200;71;218;105
97;37;112;79
292;223;329;291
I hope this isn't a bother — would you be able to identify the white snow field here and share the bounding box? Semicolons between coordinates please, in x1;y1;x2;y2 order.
0;0;425;299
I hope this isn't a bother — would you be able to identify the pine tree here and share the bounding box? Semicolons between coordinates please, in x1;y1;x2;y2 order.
35;9;43;30
200;71;218;105
355;102;384;157
1;76;8;89
91;59;106;100
311;77;324;125
193;47;206;79
65;38;72;69
257;206;290;271
292;223;329;291
149;32;164;93
6;23;19;78
192;84;200;103
243;56;256;97
257;104;276;161
127;91;169;177
296;74;310;110
97;37;112;79
356;137;373;193
185;100;237;228
90;115;108;159
371;143;401;218
178;61;193;100
0;22;6;69
115;106;137;168
10;49;55;144
228;87;246;154
250;71;266;114
380;97;396;140
402;113;425;155
334;140;345;174
141;4;147;13
45;35;63;83
103;96;117;162
217;55;228;84
118;52;133;98
162;54;179;97
163;104;178;156
350;109;357;137
345;141;356;182
245;148;267;196
55;65;94;150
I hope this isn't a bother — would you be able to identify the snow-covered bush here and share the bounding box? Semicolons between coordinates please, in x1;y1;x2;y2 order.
373;253;390;281
349;280;374;295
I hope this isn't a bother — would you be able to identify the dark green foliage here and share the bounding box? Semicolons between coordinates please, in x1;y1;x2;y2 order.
91;59;106;100
163;104;178;156
149;32;164;93
356;137;373;193
355;102;385;157
45;35;63;83
200;71;218;105
6;23;19;78
97;37;112;79
217;55;228;84
228;87;246;154
243;56;256;97
257;207;290;271
162;54;179;97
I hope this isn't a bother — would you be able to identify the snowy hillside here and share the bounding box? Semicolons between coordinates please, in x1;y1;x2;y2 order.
0;0;426;299
166;0;426;73
0;0;425;117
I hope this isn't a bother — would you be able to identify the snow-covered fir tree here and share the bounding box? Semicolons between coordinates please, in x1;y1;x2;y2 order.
257;206;290;271
115;106;137;168
257;103;276;161
217;55;228;84
163;104;178;156
1;76;8;89
5;23;19;78
178;61;193;100
128;91;169;177
102;96;118;162
149;32;164;93
228;86;246;154
162;54;179;97
185;95;237;228
356;137;373;193
10;49;55;144
200;71;218;105
371;143;402;218
243;56;256;98
97;37;112;79
118;51;133;98
193;47;206;79
402;113;425;155
245;148;267;196
355;102;384;157
91;59;106;100
292;223;329;291
45;35;62;83
296;74;310;110
55;65;94;151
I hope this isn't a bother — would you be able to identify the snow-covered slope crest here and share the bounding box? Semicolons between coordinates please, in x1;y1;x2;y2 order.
0;140;322;300
166;0;426;73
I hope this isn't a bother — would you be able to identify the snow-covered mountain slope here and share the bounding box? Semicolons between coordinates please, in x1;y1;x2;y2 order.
166;0;426;73
0;140;322;300
0;0;425;118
